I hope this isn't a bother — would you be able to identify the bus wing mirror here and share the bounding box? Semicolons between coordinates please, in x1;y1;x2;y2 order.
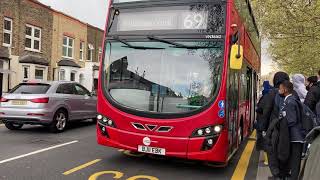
230;44;243;70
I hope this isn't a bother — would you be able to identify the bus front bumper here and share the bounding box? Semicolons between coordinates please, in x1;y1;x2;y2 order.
97;125;228;163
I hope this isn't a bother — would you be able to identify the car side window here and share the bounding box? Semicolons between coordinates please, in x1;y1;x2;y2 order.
74;84;90;96
56;84;75;94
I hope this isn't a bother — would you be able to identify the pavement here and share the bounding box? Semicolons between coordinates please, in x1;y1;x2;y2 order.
0;122;265;180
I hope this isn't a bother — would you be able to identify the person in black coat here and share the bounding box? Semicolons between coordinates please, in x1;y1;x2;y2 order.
306;76;318;91
279;80;305;180
259;72;290;179
304;70;320;113
260;72;290;132
256;81;272;165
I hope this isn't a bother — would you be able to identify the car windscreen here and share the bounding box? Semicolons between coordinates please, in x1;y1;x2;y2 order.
10;84;51;94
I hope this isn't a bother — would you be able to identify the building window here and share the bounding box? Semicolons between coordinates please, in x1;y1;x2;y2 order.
79;74;84;85
87;44;94;61
80;41;85;61
25;24;41;52
35;68;44;80
3;17;13;47
62;36;74;59
23;66;30;80
98;47;102;61
70;72;76;81
59;70;65;81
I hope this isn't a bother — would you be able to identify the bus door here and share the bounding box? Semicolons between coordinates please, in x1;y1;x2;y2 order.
246;68;253;133
227;69;239;154
251;72;258;132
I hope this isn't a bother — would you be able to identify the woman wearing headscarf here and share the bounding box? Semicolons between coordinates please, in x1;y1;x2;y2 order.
292;74;308;102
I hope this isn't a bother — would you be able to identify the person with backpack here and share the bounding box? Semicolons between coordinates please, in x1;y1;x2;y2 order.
260;72;290;179
278;80;305;180
305;70;320;113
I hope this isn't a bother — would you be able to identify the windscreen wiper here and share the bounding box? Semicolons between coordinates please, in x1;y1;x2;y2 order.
147;36;220;49
113;36;164;50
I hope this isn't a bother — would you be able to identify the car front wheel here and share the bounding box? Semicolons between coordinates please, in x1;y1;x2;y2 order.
50;110;68;133
5;122;23;130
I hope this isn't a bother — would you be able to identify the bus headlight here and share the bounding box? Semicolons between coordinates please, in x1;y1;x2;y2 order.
213;125;222;134
97;114;116;128
191;125;223;137
205;127;211;134
97;114;103;120
197;129;204;136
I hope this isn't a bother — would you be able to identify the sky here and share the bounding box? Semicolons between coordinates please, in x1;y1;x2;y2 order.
38;0;273;75
38;0;108;29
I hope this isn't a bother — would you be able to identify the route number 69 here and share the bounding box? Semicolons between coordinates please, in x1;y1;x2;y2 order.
184;13;206;29
88;170;159;180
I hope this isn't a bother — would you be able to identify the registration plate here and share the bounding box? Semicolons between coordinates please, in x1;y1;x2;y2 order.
11;100;27;105
138;145;166;155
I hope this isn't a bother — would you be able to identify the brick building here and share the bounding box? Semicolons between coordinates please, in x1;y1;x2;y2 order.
83;24;104;91
51;10;87;84
0;0;104;93
50;11;104;91
0;0;53;91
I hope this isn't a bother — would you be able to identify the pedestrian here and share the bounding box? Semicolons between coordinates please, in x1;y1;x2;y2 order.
304;70;320;113
279;80;305;180
306;76;318;91
292;74;307;103
259;72;290;179
262;81;273;96
255;81;272;166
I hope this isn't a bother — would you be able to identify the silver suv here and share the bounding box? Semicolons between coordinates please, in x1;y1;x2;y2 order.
0;81;97;132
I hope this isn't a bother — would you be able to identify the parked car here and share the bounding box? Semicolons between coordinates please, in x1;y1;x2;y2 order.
0;81;97;133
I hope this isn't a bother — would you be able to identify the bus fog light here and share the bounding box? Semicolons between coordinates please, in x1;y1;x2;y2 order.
97;115;103;120
205;127;211;134
214;125;222;133
197;129;204;136
207;139;213;145
102;127;106;132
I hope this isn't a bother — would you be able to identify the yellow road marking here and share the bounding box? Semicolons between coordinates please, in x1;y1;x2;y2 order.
231;131;256;180
63;159;101;175
118;149;124;152
88;171;123;180
0;124;4;127
127;175;159;180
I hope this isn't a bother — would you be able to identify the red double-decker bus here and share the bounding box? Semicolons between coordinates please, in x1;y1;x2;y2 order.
97;0;261;165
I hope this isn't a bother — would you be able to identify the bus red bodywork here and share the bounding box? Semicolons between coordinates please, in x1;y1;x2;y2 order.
97;0;261;165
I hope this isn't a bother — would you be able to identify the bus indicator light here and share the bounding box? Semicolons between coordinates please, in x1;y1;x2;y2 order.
205;127;211;134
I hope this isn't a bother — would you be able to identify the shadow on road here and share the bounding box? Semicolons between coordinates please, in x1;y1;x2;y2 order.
1;120;96;134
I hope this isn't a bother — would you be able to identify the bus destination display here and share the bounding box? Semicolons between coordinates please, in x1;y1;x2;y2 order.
117;9;209;31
